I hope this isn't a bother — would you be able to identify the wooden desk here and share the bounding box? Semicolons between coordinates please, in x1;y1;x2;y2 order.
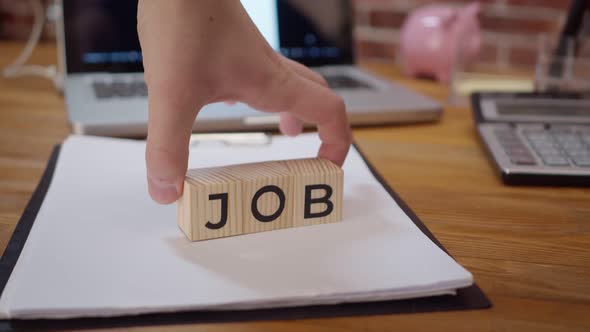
0;41;589;332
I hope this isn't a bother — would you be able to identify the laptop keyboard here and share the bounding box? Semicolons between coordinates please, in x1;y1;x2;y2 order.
92;74;371;99
322;74;373;90
92;81;147;99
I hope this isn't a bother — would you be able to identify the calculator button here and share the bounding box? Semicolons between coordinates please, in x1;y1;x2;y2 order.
549;125;574;133
528;135;553;142
541;156;569;166
531;142;557;151
494;130;529;150
554;134;578;142
500;141;526;149
517;124;544;131
529;136;556;146
554;132;577;138
510;156;537;165
536;147;562;156
495;131;517;138
561;141;585;150
495;133;515;139
523;129;550;136
550;127;573;132
494;128;512;134
573;156;590;167
494;128;516;136
527;135;552;143
496;136;520;144
566;149;590;157
505;147;532;156
496;134;520;143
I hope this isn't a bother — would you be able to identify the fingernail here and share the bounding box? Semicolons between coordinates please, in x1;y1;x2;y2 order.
148;178;181;204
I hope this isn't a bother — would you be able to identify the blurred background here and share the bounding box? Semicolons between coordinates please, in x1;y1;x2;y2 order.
353;0;572;69
0;0;576;68
3;0;590;102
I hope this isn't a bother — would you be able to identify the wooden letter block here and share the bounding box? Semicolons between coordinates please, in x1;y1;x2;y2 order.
227;161;294;234
177;167;244;241
177;158;343;241
284;158;343;227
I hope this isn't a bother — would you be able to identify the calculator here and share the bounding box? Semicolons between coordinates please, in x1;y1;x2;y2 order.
471;92;590;186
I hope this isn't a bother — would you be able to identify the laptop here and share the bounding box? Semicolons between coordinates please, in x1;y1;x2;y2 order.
58;0;442;137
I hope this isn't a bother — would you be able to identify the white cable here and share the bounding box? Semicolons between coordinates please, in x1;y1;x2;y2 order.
2;0;59;87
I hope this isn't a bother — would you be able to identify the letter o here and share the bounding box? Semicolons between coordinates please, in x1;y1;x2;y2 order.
251;185;286;222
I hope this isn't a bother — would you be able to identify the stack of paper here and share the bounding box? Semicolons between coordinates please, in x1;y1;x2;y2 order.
0;134;472;319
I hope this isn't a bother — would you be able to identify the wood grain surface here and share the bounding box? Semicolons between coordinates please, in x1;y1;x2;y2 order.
0;41;589;331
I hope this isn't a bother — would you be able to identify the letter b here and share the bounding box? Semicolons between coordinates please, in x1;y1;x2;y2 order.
304;184;334;219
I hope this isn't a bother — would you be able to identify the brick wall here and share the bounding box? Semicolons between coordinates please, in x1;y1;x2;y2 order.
354;0;572;68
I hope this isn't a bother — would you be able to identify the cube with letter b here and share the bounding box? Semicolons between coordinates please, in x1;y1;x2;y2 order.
284;159;343;227
177;158;343;241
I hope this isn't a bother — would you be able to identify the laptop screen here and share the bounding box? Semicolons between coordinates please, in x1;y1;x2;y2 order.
63;0;142;73
63;0;353;74
277;0;354;66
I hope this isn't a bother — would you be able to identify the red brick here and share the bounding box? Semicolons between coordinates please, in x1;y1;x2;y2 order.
510;46;539;66
353;8;367;26
446;0;498;3
368;10;407;29
355;0;565;9
355;40;398;60
579;39;590;58
479;42;498;63
356;0;496;10
353;0;396;6
507;0;573;10
479;13;561;35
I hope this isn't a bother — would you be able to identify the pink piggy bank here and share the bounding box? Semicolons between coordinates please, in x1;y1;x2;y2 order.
400;2;481;83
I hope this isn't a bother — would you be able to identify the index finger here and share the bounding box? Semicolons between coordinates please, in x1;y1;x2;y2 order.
248;66;352;166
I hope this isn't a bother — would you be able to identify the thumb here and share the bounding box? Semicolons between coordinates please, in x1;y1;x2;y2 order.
137;1;206;204
145;85;202;204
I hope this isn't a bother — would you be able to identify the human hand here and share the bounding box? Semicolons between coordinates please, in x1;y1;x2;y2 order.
137;0;352;204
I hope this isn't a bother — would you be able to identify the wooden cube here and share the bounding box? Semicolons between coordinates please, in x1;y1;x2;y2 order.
177;167;244;241
177;158;343;241
222;161;294;234
284;158;343;227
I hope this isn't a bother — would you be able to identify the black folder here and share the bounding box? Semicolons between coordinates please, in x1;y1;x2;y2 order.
0;144;491;331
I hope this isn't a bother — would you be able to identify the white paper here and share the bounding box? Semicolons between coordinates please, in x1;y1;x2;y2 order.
0;134;472;319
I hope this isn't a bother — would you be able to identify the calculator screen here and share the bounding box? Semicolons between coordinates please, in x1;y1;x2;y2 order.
497;104;590;117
